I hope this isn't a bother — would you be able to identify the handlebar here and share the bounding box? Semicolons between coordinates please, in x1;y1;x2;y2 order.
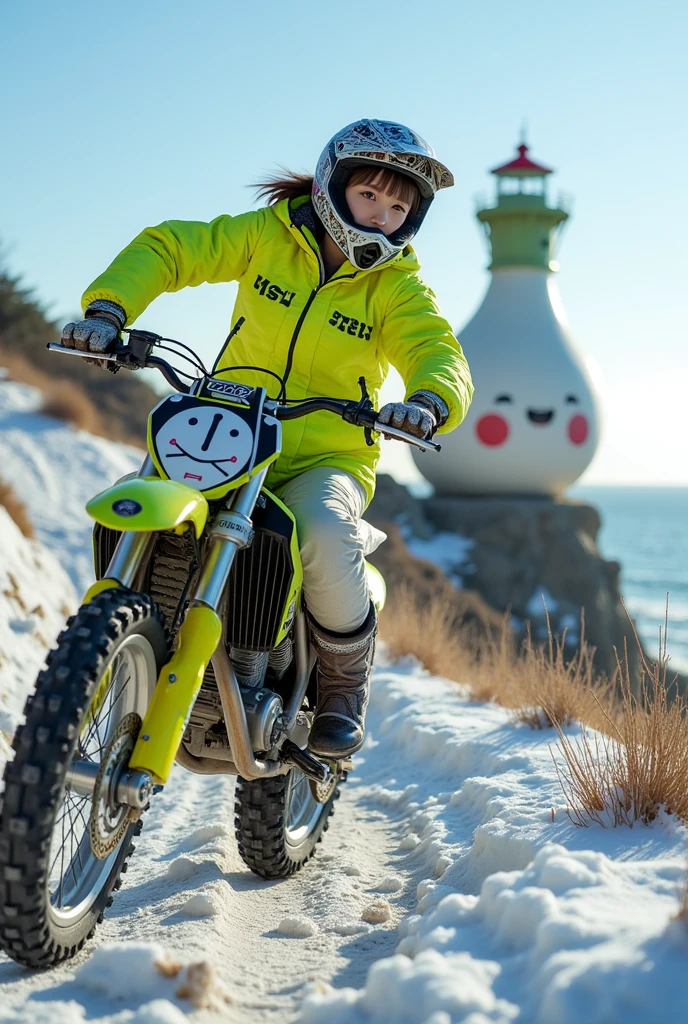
46;338;442;453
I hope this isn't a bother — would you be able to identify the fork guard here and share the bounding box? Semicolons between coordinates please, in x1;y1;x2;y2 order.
128;604;223;784
86;477;209;538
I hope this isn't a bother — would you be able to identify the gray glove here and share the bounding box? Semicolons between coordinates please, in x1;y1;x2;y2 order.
377;390;449;440
61;300;126;356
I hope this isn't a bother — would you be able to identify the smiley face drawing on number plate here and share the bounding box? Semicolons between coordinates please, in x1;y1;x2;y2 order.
155;403;254;490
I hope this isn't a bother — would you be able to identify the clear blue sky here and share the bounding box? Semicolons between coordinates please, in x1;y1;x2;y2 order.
2;0;686;485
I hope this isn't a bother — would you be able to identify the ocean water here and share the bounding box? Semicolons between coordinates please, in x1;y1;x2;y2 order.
570;486;688;674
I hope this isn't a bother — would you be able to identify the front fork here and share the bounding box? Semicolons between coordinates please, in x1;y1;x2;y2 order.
124;465;275;784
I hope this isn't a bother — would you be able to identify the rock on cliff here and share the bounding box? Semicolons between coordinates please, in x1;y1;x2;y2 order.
367;474;654;686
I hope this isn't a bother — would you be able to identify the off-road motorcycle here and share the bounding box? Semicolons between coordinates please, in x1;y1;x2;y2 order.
0;328;440;967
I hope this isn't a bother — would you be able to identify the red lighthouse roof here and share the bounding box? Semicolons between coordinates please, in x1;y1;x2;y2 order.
491;143;553;178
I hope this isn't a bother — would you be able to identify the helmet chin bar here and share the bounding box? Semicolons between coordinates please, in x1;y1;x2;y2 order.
329;192;418;270
352;242;384;270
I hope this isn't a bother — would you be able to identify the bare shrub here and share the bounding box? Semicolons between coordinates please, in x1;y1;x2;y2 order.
0;479;34;538
553;614;688;827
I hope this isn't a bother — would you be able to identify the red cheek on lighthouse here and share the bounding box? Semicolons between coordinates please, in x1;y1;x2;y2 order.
567;414;589;445
476;414;510;447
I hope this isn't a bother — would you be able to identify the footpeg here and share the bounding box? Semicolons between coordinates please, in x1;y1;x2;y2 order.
281;739;330;783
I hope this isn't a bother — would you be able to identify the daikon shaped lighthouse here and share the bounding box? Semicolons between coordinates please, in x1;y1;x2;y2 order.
415;141;601;496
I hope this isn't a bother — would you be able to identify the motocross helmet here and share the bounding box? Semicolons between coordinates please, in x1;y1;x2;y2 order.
312;119;454;271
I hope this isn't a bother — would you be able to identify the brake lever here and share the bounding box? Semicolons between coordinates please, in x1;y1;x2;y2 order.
46;343;123;362
373;420;442;453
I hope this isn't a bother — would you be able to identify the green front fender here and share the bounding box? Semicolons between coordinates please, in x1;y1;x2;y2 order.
86;477;209;538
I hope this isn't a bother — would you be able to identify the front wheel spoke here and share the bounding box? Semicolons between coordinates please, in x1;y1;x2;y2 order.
52;798;71;838
70;795;91;839
57;802;67;906
66;797;79;892
80;659;121;753
95;671;132;747
49;815;66;879
81;713;105;763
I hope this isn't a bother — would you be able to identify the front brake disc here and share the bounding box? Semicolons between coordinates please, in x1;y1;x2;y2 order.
89;712;142;860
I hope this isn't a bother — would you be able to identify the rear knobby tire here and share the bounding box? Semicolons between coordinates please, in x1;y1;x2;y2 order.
235;769;342;879
0;590;166;968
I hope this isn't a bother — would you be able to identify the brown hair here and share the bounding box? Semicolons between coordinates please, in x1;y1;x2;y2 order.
251;169;314;205
252;165;421;216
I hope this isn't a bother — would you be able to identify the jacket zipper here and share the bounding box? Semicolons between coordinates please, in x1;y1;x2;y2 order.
279;286;318;400
278;239;356;400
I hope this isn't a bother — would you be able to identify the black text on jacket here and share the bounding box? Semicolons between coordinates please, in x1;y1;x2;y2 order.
254;274;296;307
329;310;374;341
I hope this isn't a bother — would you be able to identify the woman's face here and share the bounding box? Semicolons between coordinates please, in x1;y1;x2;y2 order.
344;175;410;237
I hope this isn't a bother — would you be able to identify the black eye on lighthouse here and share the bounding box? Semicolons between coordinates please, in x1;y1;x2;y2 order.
495;394;513;403
229;429;240;438
565;395;579;404
188;417;198;425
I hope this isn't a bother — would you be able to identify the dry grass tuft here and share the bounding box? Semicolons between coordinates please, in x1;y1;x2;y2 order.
1;351;104;435
380;590;608;732
511;613;614;732
379;582;477;685
41;380;103;433
553;613;688;827
0;479;34;538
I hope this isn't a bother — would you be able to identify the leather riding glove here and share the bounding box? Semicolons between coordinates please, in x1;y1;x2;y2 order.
61;300;126;355
377;390;449;440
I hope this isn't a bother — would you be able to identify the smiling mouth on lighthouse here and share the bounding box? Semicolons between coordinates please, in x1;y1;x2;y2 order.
527;409;555;425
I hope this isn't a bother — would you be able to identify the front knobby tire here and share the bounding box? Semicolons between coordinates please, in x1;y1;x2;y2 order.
0;590;166;968
234;768;343;879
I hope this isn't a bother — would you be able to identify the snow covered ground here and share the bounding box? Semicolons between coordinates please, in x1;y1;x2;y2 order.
1;378;688;1023
0;380;142;595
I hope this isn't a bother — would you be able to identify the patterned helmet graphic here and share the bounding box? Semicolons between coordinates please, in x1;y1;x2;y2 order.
312;119;454;272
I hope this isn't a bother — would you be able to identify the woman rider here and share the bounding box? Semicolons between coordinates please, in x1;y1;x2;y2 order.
61;118;474;760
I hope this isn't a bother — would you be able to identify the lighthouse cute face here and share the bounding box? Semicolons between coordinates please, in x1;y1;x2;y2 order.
424;355;600;495
474;388;592;450
153;397;254;491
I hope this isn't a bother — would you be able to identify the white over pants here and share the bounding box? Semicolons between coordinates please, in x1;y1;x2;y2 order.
273;466;387;633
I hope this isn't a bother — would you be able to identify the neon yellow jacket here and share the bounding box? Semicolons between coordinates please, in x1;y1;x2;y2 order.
83;197;473;505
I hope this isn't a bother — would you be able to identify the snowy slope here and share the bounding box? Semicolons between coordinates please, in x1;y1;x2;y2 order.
0;506;77;746
1;377;688;1023
0;380;142;595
